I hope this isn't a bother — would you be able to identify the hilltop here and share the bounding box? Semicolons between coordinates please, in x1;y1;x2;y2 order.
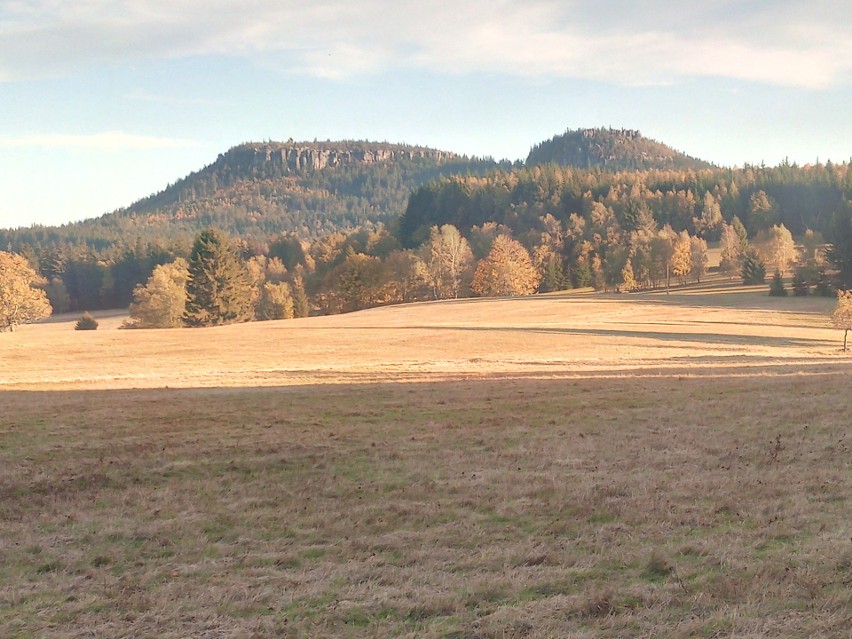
527;127;714;171
96;140;503;241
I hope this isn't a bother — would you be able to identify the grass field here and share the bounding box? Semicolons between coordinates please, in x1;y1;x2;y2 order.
1;282;850;637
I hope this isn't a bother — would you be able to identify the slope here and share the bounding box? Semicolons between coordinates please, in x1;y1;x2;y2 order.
527;127;714;171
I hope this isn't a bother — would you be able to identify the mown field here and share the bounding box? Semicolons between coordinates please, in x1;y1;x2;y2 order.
1;283;850;638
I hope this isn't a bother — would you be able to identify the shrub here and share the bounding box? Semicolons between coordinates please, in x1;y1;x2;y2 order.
75;312;99;330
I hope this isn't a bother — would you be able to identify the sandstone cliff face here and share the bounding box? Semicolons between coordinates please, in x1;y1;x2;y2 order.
222;143;456;175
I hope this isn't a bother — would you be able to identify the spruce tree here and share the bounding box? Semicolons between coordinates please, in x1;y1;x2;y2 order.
184;229;254;327
741;249;766;285
792;269;810;296
769;269;788;296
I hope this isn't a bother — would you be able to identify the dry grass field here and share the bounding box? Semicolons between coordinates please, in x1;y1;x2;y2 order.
1;281;850;638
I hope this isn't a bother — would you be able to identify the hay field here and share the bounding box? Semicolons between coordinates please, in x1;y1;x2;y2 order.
1;283;850;638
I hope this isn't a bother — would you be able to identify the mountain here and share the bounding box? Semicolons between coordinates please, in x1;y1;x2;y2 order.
102;140;503;241
526;128;713;171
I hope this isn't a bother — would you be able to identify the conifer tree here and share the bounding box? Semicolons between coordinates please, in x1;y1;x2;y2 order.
290;269;310;318
826;200;852;289
792;269;810;296
741;249;766;285
769;269;788;296
184;229;254;327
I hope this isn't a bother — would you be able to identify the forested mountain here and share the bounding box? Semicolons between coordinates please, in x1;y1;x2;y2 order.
121;140;505;237
527;128;713;172
398;162;852;247
2;130;850;318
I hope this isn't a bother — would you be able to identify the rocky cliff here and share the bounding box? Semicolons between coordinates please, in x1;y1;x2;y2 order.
221;142;457;176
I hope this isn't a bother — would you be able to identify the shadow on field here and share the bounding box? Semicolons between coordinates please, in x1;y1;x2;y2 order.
300;324;834;349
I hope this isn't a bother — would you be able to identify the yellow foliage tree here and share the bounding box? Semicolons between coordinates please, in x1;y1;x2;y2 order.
0;251;52;332
471;236;541;297
670;231;692;283
126;258;189;328
832;290;852;351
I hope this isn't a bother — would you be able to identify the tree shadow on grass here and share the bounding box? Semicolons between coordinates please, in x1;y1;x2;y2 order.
305;324;833;350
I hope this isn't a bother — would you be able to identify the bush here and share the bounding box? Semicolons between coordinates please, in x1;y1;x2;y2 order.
769;270;788;296
75;312;99;330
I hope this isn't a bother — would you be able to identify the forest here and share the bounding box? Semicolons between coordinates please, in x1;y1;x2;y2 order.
2;131;852;320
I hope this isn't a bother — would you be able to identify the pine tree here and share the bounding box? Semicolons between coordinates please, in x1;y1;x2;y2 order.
184;229;254;327
291;270;310;318
826;200;852;289
741;249;766;285
792;269;809;296
769;269;787;296
815;265;834;297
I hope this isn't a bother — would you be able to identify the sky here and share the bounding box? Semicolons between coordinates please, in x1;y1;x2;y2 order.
1;1;850;229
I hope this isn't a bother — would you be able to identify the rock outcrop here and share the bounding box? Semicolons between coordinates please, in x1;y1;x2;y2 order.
221;142;456;175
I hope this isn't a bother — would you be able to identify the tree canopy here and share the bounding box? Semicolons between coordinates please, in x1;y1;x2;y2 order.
0;252;52;332
126;258;189;328
184;229;254;327
471;235;541;297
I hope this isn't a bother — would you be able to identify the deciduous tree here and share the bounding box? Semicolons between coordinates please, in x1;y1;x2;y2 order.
471;235;541;297
689;236;708;283
670;231;692;283
126;258;189;328
831;290;852;351
693;192;723;239
719;223;744;278
256;281;295;320
0;251;52;332
423;225;474;299
754;224;796;274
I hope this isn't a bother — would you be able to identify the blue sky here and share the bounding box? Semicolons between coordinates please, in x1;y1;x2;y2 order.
1;0;850;229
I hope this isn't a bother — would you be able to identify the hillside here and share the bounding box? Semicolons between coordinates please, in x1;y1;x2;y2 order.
107;140;505;240
527;127;713;171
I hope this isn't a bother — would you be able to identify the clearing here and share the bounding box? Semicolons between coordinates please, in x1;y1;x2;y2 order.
1;283;849;637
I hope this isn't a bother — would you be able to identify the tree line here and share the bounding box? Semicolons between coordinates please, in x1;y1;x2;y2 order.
2;160;852;326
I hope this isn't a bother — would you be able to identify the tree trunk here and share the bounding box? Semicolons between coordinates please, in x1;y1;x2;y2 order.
845;329;849;352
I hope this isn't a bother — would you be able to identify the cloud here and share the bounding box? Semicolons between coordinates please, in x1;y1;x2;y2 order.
1;0;850;89
0;131;200;150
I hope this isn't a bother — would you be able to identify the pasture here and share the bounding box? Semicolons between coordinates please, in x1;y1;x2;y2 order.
1;284;850;637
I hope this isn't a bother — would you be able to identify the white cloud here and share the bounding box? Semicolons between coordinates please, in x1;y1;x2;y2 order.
0;131;200;149
1;0;850;89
